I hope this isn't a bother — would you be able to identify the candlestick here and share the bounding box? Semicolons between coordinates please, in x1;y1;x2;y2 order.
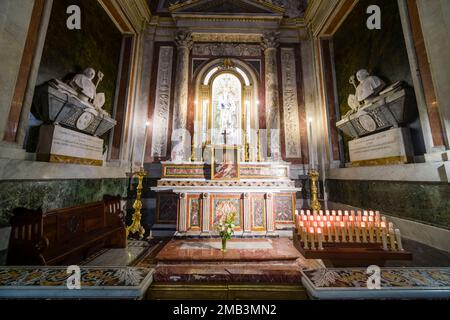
395;229;404;251
317;228;324;250
381;229;388;250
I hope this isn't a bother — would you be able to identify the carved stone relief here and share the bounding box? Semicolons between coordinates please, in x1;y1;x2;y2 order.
280;48;302;158
151;46;174;157
192;43;261;57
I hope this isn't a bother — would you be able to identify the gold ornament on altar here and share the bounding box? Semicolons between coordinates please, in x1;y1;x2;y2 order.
309;169;321;211
126;168;147;239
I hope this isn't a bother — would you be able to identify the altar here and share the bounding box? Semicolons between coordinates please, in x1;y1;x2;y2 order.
152;161;301;237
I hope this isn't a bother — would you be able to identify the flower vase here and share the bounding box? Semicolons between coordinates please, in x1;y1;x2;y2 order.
221;238;227;252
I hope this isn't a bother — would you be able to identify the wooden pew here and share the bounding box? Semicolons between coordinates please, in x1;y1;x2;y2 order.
7;195;127;266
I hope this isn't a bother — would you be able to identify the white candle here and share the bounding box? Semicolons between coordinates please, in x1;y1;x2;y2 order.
303;227;309;249
308;119;316;168
395;229;404;251
361;222;367;243
355;224;361;243
309;227;316;250
326;221;332;242
141;121;150;168
381;229;388;251
340;222;347;243
317;228;324;250
389;230;396;251
334;222;340;243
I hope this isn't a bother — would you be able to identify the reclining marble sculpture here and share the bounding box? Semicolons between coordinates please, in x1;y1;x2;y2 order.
33;67;116;137
337;69;412;139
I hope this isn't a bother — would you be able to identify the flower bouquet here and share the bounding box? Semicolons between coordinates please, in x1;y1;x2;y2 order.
215;212;236;252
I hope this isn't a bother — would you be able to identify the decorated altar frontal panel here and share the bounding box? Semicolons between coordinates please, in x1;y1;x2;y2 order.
187;194;202;231
177;191;296;235
251;195;266;231
156;193;178;224
274;193;296;225
210;195;243;231
162;163;290;180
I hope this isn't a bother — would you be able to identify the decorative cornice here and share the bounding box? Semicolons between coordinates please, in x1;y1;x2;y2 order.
305;0;357;37
98;0;151;34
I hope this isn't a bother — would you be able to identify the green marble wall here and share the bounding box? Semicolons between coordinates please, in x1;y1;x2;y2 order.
327;179;450;230
0;179;128;228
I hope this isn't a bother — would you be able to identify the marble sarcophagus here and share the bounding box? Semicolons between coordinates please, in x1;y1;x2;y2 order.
33;82;116;137
336;86;414;139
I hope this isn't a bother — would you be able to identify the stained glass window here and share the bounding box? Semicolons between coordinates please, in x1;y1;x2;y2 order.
211;73;242;145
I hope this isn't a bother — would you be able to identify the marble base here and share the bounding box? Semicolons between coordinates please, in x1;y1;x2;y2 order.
0;266;154;300
348;128;413;166
302;268;450;300
36;125;104;166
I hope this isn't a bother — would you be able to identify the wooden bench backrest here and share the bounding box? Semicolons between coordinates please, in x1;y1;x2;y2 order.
43;201;105;248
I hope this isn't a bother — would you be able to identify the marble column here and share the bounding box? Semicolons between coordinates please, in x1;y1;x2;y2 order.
171;30;193;162
177;193;187;233
262;32;281;159
243;193;251;234
265;193;275;233
202;193;210;234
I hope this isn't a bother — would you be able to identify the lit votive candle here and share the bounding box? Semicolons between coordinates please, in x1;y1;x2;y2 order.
317;228;324;250
389;229;396;251
306;210;311;216
309;227;316;250
331;210;336;216
340;222;347;243
326;221;332;242
334;222;340;243
381;229;388;251
295;210;299;216
338;210;343;216
361;222;368;243
395;229;404;251
319;210;324;216
299;221;304;238
326;210;330;216
355;223;361;243
303;227;309;249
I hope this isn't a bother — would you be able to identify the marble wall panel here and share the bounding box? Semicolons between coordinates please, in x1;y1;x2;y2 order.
327;179;450;229
0;178;127;227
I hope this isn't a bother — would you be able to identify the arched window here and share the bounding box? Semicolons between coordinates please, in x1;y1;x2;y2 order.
211;73;242;145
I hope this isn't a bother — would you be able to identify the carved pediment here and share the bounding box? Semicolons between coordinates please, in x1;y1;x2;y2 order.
169;0;284;15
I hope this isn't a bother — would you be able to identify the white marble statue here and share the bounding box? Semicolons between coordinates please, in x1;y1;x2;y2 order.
355;69;385;103
69;68;108;114
70;68;97;103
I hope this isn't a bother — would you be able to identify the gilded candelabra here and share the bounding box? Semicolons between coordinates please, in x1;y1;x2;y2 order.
126;168;147;239
309;169;321;211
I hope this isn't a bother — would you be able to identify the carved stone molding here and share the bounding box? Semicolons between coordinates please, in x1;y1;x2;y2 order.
192;33;262;43
151;46;174;158
280;48;302;158
192;43;261;57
